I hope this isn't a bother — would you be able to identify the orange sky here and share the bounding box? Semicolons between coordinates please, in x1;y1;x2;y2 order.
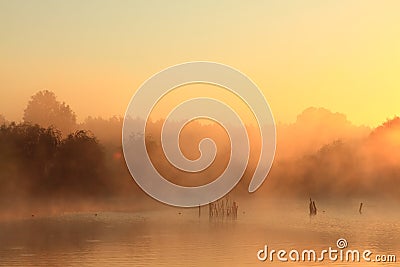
1;1;399;127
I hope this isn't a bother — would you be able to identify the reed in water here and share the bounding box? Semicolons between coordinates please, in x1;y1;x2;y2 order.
309;198;317;216
208;195;238;220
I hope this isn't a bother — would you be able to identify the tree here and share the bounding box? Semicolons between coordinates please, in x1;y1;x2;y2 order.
23;90;77;135
82;116;123;144
0;123;61;202
0;114;6;125
48;130;111;197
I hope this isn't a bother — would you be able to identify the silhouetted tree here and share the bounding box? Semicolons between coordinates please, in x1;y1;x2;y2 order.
0;123;114;209
0;114;6;125
48;130;111;198
0;123;61;202
23;90;77;135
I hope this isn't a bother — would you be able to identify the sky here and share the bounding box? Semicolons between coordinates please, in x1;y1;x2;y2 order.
1;0;399;127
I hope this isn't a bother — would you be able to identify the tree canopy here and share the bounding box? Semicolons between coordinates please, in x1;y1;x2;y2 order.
23;90;77;135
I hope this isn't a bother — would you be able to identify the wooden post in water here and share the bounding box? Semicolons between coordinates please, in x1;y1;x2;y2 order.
309;198;317;216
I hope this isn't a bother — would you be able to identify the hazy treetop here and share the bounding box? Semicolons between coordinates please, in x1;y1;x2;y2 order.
0;114;6;125
23;90;77;135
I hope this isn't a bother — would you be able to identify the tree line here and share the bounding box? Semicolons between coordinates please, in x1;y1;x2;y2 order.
0;124;113;204
0;90;135;214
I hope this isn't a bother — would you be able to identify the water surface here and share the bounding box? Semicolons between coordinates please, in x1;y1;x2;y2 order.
0;199;398;266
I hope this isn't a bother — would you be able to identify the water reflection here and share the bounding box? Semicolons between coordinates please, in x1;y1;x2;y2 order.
0;199;398;266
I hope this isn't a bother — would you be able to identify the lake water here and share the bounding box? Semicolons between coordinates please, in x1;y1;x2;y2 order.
0;198;398;266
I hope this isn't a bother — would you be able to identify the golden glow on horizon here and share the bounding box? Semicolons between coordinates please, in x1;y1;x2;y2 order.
0;1;399;127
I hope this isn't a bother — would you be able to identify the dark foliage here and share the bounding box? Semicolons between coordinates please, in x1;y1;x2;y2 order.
0;123;111;206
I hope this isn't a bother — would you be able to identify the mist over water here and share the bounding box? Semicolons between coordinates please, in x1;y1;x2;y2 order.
0;197;398;267
0;92;399;266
